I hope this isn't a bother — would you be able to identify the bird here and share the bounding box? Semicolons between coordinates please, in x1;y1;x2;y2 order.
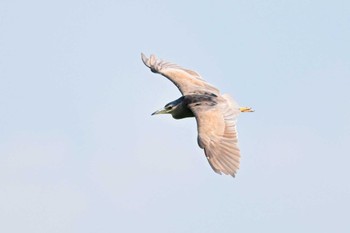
141;53;253;177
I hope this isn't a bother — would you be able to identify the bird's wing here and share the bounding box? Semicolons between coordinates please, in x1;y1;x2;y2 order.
189;94;241;176
141;53;220;96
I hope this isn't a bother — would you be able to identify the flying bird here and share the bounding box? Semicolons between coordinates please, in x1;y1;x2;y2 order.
141;53;253;177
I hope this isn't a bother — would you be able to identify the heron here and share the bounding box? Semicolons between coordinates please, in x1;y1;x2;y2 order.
141;53;253;177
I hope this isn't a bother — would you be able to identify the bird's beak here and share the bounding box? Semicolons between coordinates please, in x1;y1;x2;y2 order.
151;108;168;115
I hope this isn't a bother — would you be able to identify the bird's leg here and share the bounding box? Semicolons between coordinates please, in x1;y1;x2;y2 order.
240;107;254;112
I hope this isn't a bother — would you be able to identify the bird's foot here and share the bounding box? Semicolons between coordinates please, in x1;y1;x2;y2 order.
240;107;254;112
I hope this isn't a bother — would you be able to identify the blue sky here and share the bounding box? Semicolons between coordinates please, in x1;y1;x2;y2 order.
0;0;349;232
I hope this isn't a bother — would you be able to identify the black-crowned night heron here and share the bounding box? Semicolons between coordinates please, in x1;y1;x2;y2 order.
141;53;253;177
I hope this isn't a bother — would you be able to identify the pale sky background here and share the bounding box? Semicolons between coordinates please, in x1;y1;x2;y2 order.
1;0;349;232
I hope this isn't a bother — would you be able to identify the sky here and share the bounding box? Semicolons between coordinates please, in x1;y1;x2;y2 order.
0;0;350;232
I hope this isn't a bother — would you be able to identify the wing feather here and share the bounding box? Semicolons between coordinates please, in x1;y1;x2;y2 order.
189;95;241;177
141;53;220;95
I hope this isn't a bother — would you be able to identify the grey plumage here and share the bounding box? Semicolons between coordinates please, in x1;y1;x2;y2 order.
142;53;253;177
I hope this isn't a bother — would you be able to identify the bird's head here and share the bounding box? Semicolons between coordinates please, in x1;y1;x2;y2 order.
151;102;178;116
151;96;188;119
151;96;194;119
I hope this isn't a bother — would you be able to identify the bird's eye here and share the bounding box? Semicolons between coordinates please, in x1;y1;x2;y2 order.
165;105;172;110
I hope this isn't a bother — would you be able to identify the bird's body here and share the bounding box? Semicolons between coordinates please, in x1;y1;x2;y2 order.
142;53;253;177
161;93;217;119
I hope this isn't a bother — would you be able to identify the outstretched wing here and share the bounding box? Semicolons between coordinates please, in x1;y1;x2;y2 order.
141;53;220;96
189;94;241;177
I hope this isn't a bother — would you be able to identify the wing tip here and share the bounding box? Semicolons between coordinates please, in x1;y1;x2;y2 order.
141;52;149;67
141;53;159;73
204;146;240;177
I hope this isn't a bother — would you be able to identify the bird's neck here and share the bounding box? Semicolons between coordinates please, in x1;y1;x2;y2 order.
170;97;195;119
